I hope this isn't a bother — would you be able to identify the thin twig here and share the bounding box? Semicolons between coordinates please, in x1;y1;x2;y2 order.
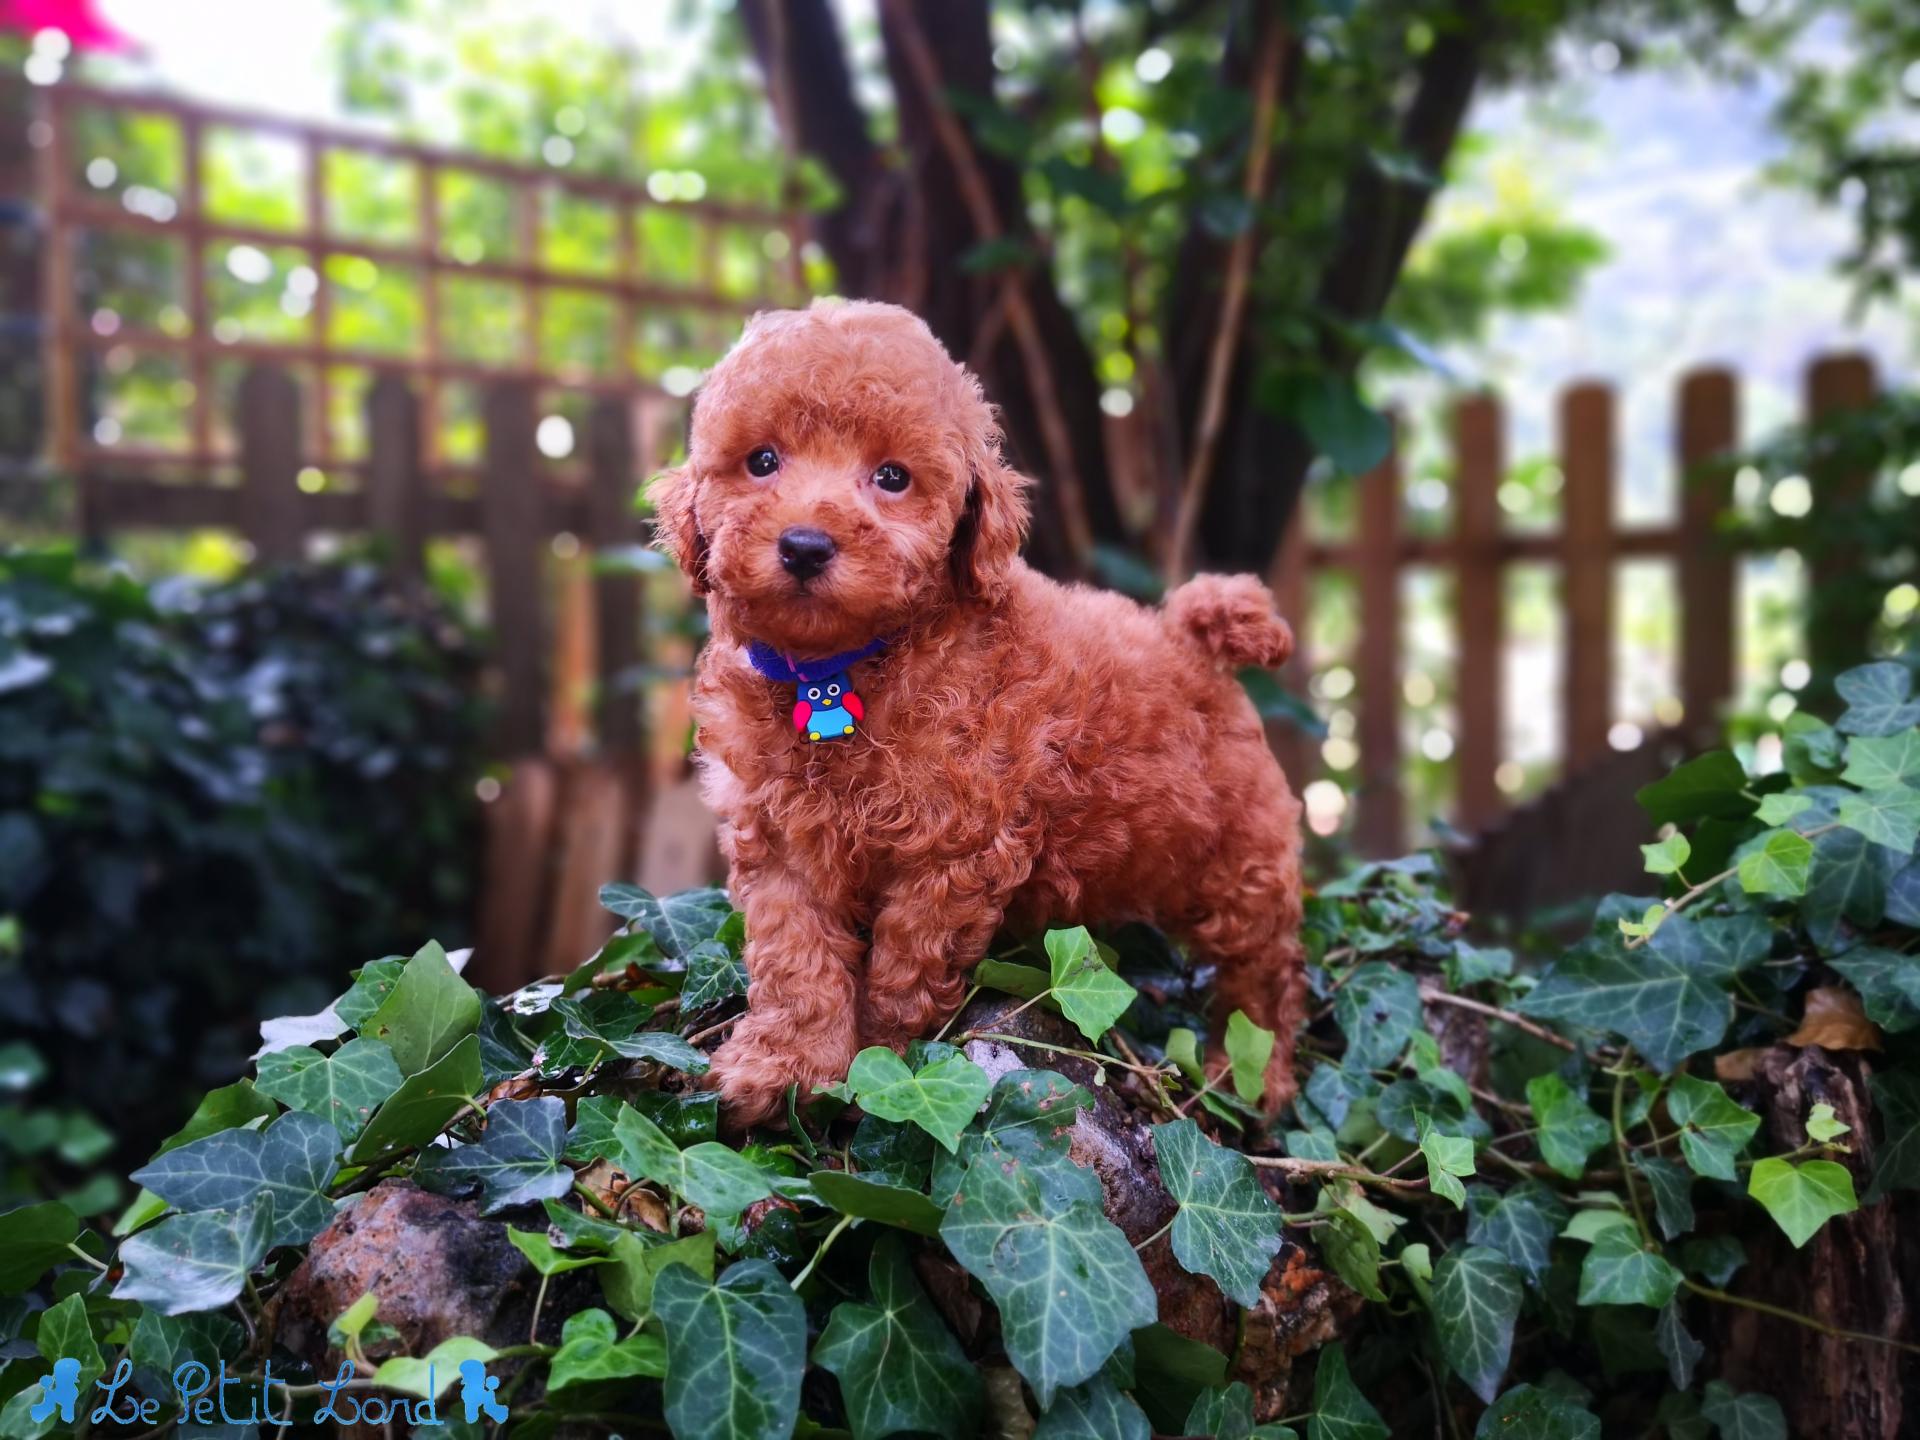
1417;984;1578;1053
1164;11;1288;583
1684;1279;1920;1357
880;0;1095;567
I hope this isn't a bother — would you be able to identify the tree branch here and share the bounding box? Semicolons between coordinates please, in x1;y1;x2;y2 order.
1164;10;1287;584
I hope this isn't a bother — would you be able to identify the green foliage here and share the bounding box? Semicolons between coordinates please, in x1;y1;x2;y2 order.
6;662;1915;1434
0;551;483;1183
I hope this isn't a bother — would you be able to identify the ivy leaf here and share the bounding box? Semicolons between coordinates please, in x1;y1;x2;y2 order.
1700;1380;1788;1440
1183;1381;1260;1440
1431;1246;1522;1403
1827;947;1920;1032
600;1231;715;1324
551;996;710;1073
1836;787;1920;855
129;1310;243;1387
1632;1154;1695;1240
1841;731;1920;789
654;1259;806;1440
1334;963;1423;1070
1525;1075;1611;1180
414;1097;571;1214
507;1228;610;1277
1834;661;1920;737
1805;1102;1850;1143
681;939;747;1012
363;941;482;1075
131;1110;339;1248
1737;829;1813;897
1417;1112;1475;1208
1641;834;1691;876
333;957;406;1032
1151;1119;1284;1305
809;1171;945;1238
1036;1374;1152;1440
1517;902;1735;1071
1576;1227;1682;1307
372;1337;498;1400
1654;1299;1703;1390
1306;1342;1388;1440
114;1196;273;1315
1636;751;1754;825
612;1104;773;1218
599;883;733;960
1865;1070;1920;1202
34;1294;101;1398
255;1038;404;1143
547;1307;666;1390
940;1139;1157;1406
1746;1157;1857;1248
1473;1384;1600;1440
1561;1207;1636;1244
0;1201;79;1294
348;1034;484;1164
1803;827;1895;948
1225;1011;1276;1104
1465;1183;1567;1286
1679;1233;1747;1287
1319;1207;1385;1302
1754;793;1813;826
974;958;1051;999
1665;1074;1761;1182
813;1235;984;1440
1045;927;1137;1042
847;1047;991;1153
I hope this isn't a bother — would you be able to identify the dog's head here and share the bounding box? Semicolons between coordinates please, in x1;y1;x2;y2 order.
649;300;1029;655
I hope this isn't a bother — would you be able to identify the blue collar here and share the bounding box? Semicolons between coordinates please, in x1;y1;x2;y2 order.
744;635;890;684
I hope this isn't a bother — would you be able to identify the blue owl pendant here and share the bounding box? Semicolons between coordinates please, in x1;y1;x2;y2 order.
791;669;864;743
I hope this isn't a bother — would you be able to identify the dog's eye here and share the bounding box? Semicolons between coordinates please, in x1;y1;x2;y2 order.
873;461;910;493
746;446;780;478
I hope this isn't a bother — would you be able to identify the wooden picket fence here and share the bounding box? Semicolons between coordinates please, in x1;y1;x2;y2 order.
1269;351;1882;857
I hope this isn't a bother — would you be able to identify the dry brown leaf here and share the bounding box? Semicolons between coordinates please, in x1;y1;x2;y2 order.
1786;985;1882;1052
574;1156;629;1216
485;1076;542;1106
1714;1048;1765;1082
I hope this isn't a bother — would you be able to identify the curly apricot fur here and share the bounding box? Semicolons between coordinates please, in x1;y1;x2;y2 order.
651;300;1307;1124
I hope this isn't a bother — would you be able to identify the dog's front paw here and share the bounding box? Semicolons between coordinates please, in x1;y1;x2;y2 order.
710;1019;852;1128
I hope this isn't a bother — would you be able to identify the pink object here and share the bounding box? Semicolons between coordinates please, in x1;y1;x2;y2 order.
0;0;135;51
791;701;812;732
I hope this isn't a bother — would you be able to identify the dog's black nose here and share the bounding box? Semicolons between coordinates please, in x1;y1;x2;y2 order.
777;527;837;581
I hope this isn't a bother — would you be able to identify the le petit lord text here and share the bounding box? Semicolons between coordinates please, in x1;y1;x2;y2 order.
63;1357;473;1428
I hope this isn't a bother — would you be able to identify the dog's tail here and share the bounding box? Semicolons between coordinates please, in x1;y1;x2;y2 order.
1162;573;1294;670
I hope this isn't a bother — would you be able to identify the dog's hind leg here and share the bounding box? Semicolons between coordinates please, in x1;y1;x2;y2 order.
1185;829;1308;1115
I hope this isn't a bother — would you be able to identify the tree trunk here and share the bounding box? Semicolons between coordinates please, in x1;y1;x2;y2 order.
1710;1044;1917;1440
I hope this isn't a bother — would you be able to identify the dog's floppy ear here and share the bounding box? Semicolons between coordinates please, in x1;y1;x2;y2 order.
647;463;709;595
950;437;1030;603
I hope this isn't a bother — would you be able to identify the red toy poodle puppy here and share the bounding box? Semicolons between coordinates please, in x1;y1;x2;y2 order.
652;300;1307;1125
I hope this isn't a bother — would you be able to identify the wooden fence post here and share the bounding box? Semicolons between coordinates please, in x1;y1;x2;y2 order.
1453;393;1505;832
1678;369;1738;738
365;372;426;581
588;395;644;760
1560;384;1615;769
1354;438;1403;856
1804;353;1879;682
481;382;545;755
237;363;303;564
